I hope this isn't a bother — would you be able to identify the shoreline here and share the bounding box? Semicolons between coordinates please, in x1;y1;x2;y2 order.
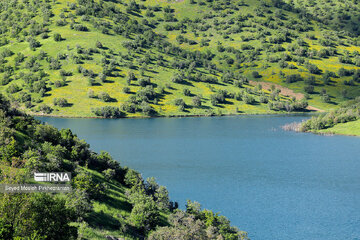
32;110;320;120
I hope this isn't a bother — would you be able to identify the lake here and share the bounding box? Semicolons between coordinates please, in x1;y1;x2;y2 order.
37;115;360;240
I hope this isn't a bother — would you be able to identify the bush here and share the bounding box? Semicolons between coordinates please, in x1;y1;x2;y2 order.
174;98;185;107
98;92;111;102
53;98;69;107
183;88;191;96
252;71;261;78
37;104;52;114
72;172;104;199
92;106;125;118
102;168;116;180
123;86;131;93
138;77;151;87
54;33;62;42
171;73;184;83
243;94;255;104
305;76;316;85
321;94;331;103
72;24;88;31
192;96;201;107
87;89;95;98
96;41;103;49
304;85;314;94
285;74;303;83
306;63;321;74
6;84;21;94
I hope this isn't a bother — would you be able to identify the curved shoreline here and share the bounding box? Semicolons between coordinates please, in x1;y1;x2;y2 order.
31;110;320;120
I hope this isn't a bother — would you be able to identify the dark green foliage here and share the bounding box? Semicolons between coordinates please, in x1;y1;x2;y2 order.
53;98;69;107
285;74;303;84
92;106;125;118
252;71;261;78
306;63;321;74
149;201;248;240
54;33;62;42
243;94;256;104
304;85;314;94
0;194;77;240
98;91;112;102
37;104;52;114
269;99;308;112
183;88;191;96
321;94;331;103
301;97;360;131
28;38;41;51
123;86;131;93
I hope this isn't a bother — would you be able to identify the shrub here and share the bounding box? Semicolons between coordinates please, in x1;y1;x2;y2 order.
306;63;321;74
96;41;103;49
285;74;303;83
140;101;155;116
243;94;255;104
171;73;184;83
6;84;21;94
53;98;69;107
54;80;65;88
37;104;52;114
192;96;201;107
102;169;116;180
92;106;125;118
123;86;131;93
252;71;261;78
88;78;96;86
304;85;314;94
54;33;62;42
98;92;111;102
87;89;95;98
138;77;151;87
174;98;185;107
183;88;191;96
321;94;331;103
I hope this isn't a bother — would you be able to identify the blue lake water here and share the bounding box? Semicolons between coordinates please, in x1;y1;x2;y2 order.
37;115;360;240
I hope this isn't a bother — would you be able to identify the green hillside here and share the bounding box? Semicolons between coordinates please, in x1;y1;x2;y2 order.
319;119;360;136
0;95;248;239
1;0;359;118
301;97;360;136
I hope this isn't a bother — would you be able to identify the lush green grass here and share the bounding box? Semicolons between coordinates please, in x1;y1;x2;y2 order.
318;120;360;136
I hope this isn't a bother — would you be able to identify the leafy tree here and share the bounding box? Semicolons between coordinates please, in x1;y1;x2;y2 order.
192;96;202;107
54;33;62;42
53;98;69;107
252;71;261;78
98;92;111;102
92;106;125;118
0;193;77;240
72;171;104;199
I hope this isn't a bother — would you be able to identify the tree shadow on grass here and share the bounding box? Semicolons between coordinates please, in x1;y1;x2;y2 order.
86;210;121;230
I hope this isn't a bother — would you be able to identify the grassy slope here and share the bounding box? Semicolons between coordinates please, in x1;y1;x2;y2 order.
150;0;360;109
73;169;170;239
0;0;359;118
318;119;360;136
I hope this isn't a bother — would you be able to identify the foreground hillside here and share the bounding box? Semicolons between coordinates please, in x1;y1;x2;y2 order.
0;95;248;239
0;0;359;118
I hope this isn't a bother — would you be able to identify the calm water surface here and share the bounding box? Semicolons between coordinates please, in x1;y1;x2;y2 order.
37;115;360;240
